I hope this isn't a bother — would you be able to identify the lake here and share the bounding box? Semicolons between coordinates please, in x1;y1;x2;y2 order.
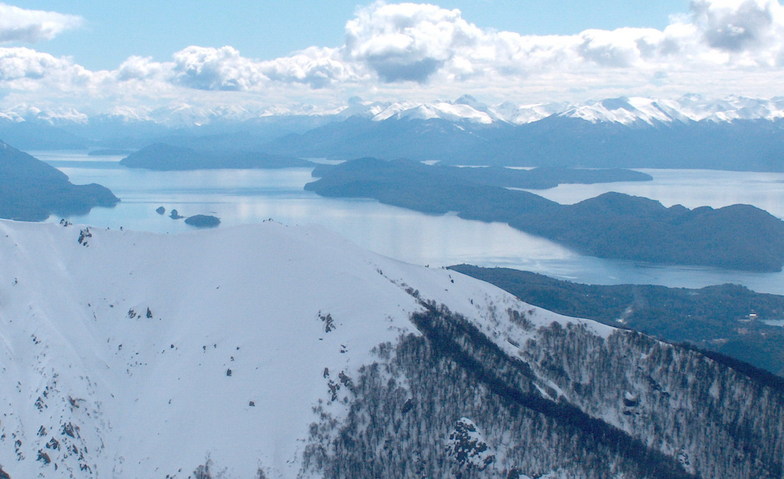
37;151;784;295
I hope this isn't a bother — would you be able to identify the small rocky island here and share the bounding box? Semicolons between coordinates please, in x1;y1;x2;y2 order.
184;214;221;228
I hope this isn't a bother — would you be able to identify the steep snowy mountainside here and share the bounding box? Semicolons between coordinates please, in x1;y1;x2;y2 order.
1;220;783;478
0;220;603;478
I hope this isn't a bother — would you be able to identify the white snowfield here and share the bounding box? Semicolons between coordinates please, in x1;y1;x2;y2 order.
0;220;613;478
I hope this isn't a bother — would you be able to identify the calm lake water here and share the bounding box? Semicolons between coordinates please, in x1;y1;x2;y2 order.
37;151;784;294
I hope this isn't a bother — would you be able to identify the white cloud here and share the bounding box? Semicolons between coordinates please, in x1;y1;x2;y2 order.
116;55;168;82
2;0;784;113
0;3;83;43
692;0;783;52
259;46;362;88
343;2;483;82
0;47;93;89
172;45;267;91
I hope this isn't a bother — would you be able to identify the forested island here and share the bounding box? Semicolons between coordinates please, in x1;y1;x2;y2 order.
121;143;313;170
0;141;119;221
451;264;784;376
306;158;784;272
184;214;221;228
412;163;652;189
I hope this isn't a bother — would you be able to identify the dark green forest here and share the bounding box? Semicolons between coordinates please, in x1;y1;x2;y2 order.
451;264;784;376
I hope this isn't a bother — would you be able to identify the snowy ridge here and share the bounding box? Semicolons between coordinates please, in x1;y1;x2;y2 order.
0;220;612;478
369;99;496;124
557;95;784;125
5;94;784;128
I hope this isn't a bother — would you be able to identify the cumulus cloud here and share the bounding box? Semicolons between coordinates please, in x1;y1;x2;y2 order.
0;47;93;88
3;0;784;112
172;46;270;91
162;45;360;91
259;46;360;88
336;0;784;83
692;0;783;52
116;55;168;82
0;3;83;43
343;2;483;82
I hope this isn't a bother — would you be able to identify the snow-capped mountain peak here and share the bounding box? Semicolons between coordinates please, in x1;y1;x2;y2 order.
3;95;784;129
369;100;497;124
555;95;784;125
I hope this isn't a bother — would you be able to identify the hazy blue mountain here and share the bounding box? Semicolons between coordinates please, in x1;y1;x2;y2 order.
64;113;341;151
120;143;313;170
0;120;88;150
486;117;784;171
4;96;784;172
264;116;784;171
264;116;503;163
0;141;118;221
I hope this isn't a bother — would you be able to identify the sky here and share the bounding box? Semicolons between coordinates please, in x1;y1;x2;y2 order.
1;0;783;117
12;1;690;70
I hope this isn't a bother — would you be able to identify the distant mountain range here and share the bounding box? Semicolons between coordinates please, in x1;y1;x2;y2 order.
6;94;784;128
3;94;784;170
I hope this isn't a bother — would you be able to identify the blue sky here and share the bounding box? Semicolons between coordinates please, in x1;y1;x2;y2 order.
0;0;782;116
18;0;689;70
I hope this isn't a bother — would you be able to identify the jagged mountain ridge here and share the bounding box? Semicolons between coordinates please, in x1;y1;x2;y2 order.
3;95;784;171
5;95;784;128
0;220;782;478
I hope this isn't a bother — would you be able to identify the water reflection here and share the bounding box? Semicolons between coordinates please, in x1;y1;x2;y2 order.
526;169;784;219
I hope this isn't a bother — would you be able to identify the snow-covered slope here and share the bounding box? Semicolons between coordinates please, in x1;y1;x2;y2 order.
1;220;782;479
370;101;496;124
0;220;606;478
